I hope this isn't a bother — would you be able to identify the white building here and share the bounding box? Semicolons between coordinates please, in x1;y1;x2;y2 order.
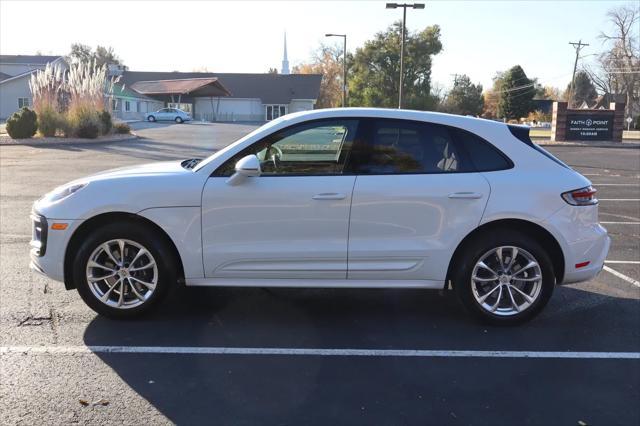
0;55;64;120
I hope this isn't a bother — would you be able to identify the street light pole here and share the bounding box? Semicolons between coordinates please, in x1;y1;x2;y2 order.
386;2;425;109
325;33;347;107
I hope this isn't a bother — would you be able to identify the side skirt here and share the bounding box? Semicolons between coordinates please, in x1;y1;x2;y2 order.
185;278;445;289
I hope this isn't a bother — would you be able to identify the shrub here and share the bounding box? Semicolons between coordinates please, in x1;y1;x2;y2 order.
113;122;131;134
635;115;640;130
37;106;63;137
6;107;38;139
99;110;112;134
67;107;101;139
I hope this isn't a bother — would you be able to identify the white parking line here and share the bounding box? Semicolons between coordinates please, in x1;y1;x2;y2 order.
592;184;640;186
603;266;640;288
599;199;640;201
601;221;640;225
0;345;639;359
606;260;640;264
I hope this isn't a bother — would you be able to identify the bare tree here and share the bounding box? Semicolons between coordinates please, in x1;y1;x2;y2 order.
585;4;639;117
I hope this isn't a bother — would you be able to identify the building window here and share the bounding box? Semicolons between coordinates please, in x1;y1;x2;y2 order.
167;103;192;114
111;99;118;111
18;98;30;108
265;104;287;121
125;101;131;112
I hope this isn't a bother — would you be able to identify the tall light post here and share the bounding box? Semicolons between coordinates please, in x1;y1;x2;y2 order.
325;33;347;107
386;2;425;109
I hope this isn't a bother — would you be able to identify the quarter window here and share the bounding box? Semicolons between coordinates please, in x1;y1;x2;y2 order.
452;128;512;171
354;120;464;174
214;119;359;176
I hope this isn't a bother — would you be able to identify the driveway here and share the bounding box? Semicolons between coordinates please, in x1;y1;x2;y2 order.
1;122;638;425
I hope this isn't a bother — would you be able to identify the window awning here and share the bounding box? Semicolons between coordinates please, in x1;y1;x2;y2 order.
130;77;231;97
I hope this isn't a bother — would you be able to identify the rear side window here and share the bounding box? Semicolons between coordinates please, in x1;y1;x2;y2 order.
452;128;512;172
353;120;465;174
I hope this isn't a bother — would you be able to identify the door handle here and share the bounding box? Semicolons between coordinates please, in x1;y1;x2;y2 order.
312;193;346;200
448;192;483;199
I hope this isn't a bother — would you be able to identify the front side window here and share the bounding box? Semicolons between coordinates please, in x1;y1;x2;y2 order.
354;120;465;174
214;119;359;176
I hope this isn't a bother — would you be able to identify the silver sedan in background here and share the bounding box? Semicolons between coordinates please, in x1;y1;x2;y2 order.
145;108;191;123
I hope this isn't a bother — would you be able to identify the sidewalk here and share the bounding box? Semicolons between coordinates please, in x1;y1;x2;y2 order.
533;138;640;149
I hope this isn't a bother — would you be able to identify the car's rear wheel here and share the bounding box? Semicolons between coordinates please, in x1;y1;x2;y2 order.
147;115;156;122
453;230;554;325
175;117;183;123
73;222;177;319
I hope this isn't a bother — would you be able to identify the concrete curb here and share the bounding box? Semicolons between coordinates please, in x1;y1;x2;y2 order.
0;133;138;146
534;139;640;149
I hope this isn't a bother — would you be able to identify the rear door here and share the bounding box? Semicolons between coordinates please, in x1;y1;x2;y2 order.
347;119;491;282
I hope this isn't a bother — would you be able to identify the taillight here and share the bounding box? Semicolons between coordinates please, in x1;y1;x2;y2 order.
562;186;598;206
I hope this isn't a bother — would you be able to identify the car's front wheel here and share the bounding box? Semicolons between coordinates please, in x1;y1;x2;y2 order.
453;230;555;325
73;222;177;318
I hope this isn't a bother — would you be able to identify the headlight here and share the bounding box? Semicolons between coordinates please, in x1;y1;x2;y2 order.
45;182;88;203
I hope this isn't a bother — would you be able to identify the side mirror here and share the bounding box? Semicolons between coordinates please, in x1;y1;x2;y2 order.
226;154;261;185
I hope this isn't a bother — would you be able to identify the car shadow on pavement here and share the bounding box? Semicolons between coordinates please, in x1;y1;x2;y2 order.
23;137;218;162
82;285;640;424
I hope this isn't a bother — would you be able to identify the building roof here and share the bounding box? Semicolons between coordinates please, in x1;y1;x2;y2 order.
120;71;322;104
112;83;158;101
130;77;231;97
0;55;62;65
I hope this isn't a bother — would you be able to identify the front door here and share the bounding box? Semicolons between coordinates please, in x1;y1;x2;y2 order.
347;119;491;281
201;118;361;279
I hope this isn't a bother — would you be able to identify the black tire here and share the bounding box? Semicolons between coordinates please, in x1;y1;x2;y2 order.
175;117;183;123
453;230;555;325
73;221;178;319
147;115;156;122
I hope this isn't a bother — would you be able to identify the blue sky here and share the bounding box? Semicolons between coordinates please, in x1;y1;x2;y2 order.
0;0;633;91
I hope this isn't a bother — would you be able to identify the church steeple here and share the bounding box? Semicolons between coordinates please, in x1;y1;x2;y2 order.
281;32;290;75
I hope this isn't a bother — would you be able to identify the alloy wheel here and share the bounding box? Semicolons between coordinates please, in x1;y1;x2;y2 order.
470;246;543;316
86;239;158;309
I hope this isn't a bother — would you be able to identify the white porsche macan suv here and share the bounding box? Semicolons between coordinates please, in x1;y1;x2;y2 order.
30;108;610;324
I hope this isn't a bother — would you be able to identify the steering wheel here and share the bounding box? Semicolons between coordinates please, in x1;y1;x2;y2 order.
266;145;283;170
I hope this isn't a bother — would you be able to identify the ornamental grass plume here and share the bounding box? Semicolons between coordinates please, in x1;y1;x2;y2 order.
29;63;65;136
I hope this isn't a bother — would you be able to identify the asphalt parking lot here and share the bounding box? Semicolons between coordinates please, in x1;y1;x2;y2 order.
1;121;639;425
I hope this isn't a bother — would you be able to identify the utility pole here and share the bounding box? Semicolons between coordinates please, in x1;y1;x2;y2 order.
568;40;589;108
386;3;425;109
325;33;347;107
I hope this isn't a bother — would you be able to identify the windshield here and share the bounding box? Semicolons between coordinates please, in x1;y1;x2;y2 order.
192;118;286;172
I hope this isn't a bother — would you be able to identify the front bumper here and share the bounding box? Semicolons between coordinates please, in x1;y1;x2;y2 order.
29;212;82;284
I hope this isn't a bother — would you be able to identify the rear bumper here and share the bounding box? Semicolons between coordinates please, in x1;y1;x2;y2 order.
561;230;610;284
543;204;610;284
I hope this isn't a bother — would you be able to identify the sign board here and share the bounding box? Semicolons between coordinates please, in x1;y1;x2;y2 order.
566;115;614;141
